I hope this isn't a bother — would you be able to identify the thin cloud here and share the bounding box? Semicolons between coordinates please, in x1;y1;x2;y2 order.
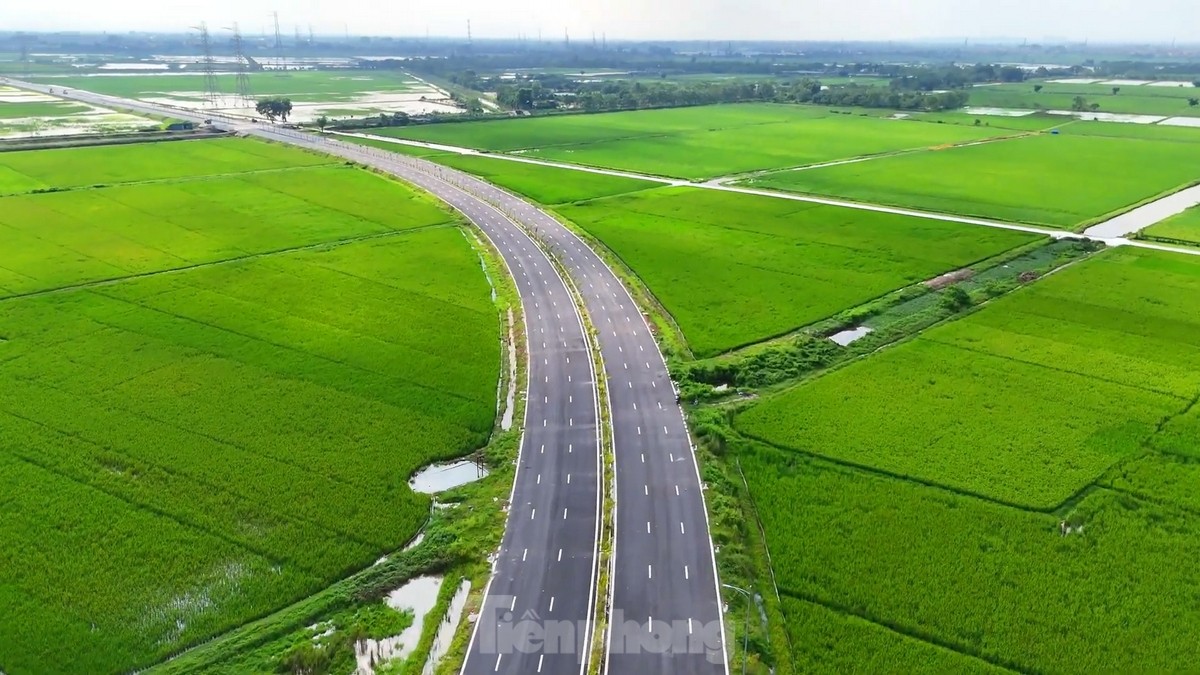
0;0;1196;43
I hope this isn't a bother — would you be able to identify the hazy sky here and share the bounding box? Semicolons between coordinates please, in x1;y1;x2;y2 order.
2;0;1198;43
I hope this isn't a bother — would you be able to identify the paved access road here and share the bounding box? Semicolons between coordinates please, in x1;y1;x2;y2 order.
9;80;728;673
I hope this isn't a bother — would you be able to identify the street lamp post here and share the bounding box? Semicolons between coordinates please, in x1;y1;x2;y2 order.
722;583;753;675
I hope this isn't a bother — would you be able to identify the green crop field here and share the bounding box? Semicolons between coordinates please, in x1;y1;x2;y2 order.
1055;119;1200;142
370;104;1006;179
558;187;1038;356
746;134;1200;228
1141;203;1200;245
779;594;1005;674
741;446;1200;673
428;154;661;204
0;137;331;195
0;140;501;674
0;99;92;119
0;163;451;296
28;70;419;103
910;110;1068;131
737;246;1200;508
968;80;1200;117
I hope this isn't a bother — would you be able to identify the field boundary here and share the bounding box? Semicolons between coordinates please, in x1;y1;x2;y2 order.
0;223;454;303
775;587;1023;673
713;128;1036;185
0;161;343;199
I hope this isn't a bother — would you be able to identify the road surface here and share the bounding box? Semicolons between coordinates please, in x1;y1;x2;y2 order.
411;171;729;674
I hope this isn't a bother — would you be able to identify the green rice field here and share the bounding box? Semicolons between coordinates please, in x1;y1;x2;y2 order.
1055;118;1200;142
429;153;661;204
0;99;92;119
1141;203;1200;245
0;137;332;196
742;446;1200;673
746;134;1200;228
369;104;1005;179
558;187;1038;356
0;139;500;674
968;80;1200;117
737;246;1200;670
737;246;1200;508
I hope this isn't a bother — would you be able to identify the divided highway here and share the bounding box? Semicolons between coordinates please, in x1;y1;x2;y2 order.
421;172;729;674
5;79;726;674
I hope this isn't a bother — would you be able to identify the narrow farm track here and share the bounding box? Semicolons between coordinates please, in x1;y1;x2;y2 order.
8;80;728;674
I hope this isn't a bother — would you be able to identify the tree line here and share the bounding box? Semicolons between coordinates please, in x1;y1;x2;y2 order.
489;77;969;115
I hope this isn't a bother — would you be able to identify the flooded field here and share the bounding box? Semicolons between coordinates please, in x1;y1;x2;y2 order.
29;69;465;123
0;85;153;138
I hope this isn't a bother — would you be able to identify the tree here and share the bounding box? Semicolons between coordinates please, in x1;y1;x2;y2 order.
254;99;276;122
254;97;293;123
1070;95;1089;112
939;286;972;312
1090;102;1101;112
1033;84;1044;93
315;115;329;131
1193;80;1200;88
1112;86;1121;95
391;111;410;126
1190;98;1199;107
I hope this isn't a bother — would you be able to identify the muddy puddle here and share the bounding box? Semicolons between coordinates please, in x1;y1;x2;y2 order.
421;579;471;674
353;576;441;674
409;460;488;494
829;326;874;346
352;576;472;674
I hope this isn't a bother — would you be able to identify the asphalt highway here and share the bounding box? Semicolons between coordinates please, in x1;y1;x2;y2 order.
425;172;729;675
5;79;726;674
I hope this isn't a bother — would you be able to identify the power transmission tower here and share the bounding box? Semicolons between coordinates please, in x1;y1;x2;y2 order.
308;25;315;45
467;19;472;46
192;22;220;107
226;23;253;105
272;11;285;71
18;34;30;79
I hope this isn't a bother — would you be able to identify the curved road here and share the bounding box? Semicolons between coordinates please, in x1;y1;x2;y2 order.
7;80;728;673
419;171;729;674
